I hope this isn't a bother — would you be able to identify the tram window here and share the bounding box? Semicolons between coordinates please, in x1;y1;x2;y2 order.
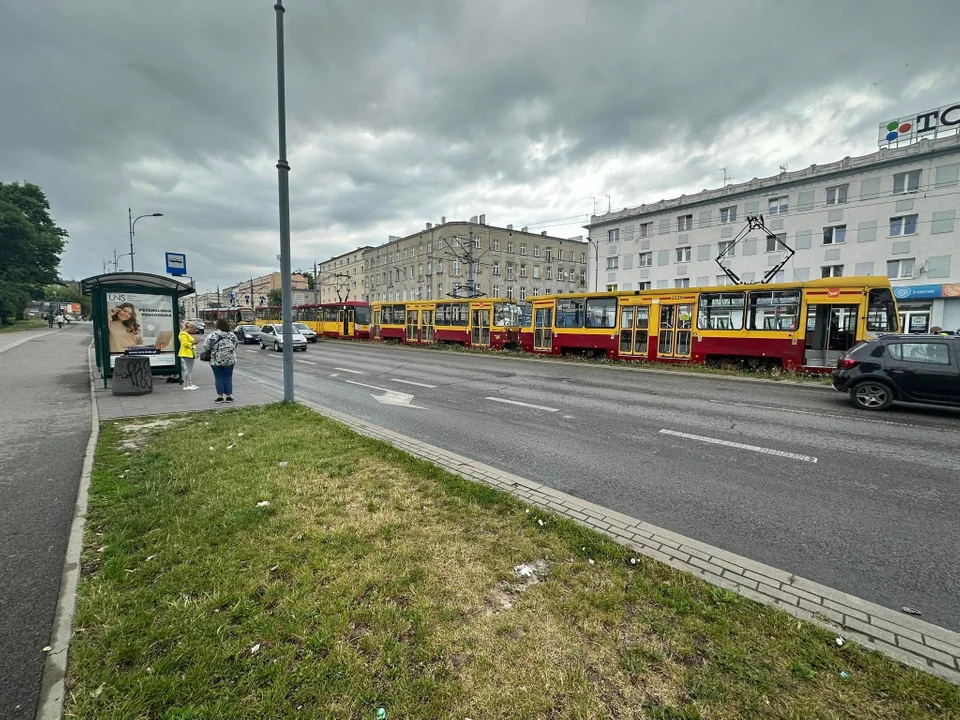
437;303;468;326
520;301;533;328
747;290;800;331
493;302;522;327
636;307;649;329
556;298;584;328
355;306;371;324
585;297;617;328
867;288;899;332
697;292;745;330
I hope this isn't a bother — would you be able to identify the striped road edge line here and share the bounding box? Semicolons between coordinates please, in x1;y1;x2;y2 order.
295;396;960;685
659;428;818;463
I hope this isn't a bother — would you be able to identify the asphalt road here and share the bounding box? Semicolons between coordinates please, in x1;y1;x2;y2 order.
235;338;960;632
0;326;91;720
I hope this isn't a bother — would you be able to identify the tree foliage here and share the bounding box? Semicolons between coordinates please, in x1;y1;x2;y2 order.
267;288;283;307
297;270;316;290
0;183;68;324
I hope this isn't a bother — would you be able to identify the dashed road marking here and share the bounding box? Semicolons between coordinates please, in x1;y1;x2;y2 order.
391;379;437;388
334;367;364;374
485;397;559;412
659;428;818;463
298;359;317;365
344;379;392;393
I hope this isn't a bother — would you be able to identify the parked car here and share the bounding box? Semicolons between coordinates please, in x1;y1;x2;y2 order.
258;323;308;352
293;322;318;343
832;334;960;410
190;318;205;334
234;324;262;344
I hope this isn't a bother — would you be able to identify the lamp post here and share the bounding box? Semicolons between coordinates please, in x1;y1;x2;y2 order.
274;0;294;402
586;237;599;291
128;208;164;272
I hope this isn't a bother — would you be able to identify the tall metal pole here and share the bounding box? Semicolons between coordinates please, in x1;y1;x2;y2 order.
274;0;294;402
128;208;135;271
313;261;319;304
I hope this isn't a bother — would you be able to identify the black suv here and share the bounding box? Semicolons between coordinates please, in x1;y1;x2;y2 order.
832;334;960;410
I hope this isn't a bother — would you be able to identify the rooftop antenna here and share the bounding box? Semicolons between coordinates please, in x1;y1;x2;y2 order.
720;167;730;186
605;194;611;213
779;164;789;174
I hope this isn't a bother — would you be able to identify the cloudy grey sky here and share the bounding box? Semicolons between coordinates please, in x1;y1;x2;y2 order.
3;0;959;292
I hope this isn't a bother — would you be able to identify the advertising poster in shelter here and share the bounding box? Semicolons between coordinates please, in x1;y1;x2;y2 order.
106;292;176;367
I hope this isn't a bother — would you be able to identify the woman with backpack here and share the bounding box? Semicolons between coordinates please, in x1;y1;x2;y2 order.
199;318;239;403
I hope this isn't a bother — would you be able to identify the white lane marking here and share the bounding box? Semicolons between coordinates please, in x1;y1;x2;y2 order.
707;399;959;433
485;397;559;412
344;379;393;393
334;367;364;374
245;349;258;353
391;379;437;388
266;354;281;359
659;429;817;463
330;373;340;377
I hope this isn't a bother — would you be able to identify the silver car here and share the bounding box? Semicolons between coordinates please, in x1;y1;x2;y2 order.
293;322;318;343
258;323;308;352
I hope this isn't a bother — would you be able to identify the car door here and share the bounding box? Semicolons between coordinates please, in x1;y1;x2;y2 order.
885;340;958;402
261;325;274;346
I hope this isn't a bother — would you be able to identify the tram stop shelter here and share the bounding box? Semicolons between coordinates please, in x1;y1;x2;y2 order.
81;272;195;387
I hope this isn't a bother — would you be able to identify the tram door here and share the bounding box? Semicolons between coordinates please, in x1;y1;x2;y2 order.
618;305;650;356
471;308;491;347
534;307;553;351
338;308;355;338
803;304;858;367
405;309;419;343
421;310;434;343
656;303;692;358
372;309;381;340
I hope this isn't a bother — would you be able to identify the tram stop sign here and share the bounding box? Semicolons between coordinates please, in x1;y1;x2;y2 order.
165;252;187;276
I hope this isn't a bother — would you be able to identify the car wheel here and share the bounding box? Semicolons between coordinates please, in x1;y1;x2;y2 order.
274;341;281;352
850;381;894;411
259;341;265;349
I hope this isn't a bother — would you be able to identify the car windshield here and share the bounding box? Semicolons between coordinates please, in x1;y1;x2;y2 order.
293;323;310;331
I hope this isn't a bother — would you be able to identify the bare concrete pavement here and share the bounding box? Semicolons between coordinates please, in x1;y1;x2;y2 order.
0;326;91;720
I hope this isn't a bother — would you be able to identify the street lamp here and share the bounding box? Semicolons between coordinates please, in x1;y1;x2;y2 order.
586;237;599;291
128;208;164;272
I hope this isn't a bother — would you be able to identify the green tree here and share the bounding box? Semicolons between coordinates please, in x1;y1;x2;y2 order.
267;288;283;306
298;271;315;290
43;282;91;316
0;183;68;325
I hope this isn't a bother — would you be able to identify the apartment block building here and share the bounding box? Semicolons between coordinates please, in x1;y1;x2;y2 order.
315;247;371;304
587;133;960;332
222;272;309;307
363;217;589;302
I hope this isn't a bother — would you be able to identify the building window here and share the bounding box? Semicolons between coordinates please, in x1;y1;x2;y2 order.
558;249;564;261
718;240;735;257
823;225;846;244
826;184;849;205
768;196;789;214
715;274;735;286
436;260;443;274
533;265;541;279
606;257;619;270
493;261;500;275
507;241;514;253
453;259;462;275
821;265;844;278
492;238;500;251
519;264;527;278
605;284;618;292
635;222;650;238
719;206;737;224
766;233;786;252
472;238;480;248
543;249;551;263
506;286;514;299
893;169;921;194
580;252;586;264
506;265;515;281
675;278;690;288
608;229;620;243
638;281;652;290
639;251;653;267
890;214;918;236
676;246;691;263
534;245;540;257
519;243;527;255
677;214;693;231
492;285;500;297
546;266;553;280
887;258;915;280
520;287;527;300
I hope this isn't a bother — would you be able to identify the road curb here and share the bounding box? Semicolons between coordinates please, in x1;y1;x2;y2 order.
319;337;835;391
34;344;100;720
298;397;960;686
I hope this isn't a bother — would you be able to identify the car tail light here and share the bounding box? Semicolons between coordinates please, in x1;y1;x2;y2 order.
837;358;859;370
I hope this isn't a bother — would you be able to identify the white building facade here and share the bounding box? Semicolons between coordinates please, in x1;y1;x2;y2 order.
587;135;960;333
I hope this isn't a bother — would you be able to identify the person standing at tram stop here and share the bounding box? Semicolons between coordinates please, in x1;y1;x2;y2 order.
178;321;199;391
200;318;239;403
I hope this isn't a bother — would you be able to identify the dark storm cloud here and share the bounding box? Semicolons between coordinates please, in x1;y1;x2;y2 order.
3;0;959;288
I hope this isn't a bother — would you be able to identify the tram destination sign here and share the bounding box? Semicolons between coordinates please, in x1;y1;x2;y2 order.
879;102;960;147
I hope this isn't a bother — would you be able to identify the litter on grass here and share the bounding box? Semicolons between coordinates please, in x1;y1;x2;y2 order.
256;501;270;508
279;461;288;469
250;643;261;655
835;637;844;646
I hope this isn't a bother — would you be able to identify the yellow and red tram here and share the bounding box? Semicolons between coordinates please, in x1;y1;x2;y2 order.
296;301;371;340
521;277;899;371
372;298;525;349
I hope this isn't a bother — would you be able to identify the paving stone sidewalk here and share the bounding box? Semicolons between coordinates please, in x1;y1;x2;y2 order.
301;398;960;685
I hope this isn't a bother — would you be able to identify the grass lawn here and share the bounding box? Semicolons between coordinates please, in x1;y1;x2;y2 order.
68;404;958;719
0;318;47;334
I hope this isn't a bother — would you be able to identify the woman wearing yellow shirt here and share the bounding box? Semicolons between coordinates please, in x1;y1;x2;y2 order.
178;322;199;390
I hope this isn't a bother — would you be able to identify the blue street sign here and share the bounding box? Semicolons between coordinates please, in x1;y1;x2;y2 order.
165;252;187;276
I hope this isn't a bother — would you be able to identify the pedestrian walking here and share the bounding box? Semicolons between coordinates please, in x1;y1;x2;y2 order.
54;312;64;329
199;318;239;403
178;322;199;391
